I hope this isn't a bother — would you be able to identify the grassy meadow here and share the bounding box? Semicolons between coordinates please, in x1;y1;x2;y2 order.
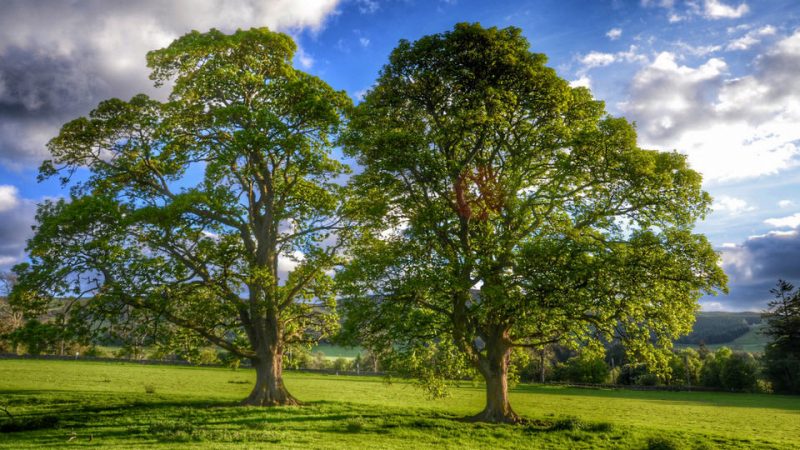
0;359;798;449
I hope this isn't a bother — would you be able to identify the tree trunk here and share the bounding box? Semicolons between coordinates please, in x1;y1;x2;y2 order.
243;350;299;406
469;333;521;423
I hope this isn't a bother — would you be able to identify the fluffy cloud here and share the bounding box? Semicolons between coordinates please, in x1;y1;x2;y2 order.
764;213;800;229
642;0;749;22
0;0;341;168
569;75;592;89
716;229;800;310
778;200;795;209
0;185;20;213
726;25;776;51
620;30;800;183
606;28;622;40
577;46;647;72
0;190;36;270
712;195;755;215
703;0;749;19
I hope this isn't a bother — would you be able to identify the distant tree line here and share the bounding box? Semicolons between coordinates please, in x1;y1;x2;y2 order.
512;345;762;392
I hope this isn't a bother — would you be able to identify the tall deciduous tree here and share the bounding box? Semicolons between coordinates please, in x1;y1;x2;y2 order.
339;23;726;423
11;28;351;406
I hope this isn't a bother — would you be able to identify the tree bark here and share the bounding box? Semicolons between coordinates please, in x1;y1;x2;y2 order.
243;349;299;406
469;332;522;423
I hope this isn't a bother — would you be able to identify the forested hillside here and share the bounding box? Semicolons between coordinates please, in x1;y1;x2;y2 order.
675;312;766;351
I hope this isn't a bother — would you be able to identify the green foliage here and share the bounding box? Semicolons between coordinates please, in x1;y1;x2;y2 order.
761;280;800;394
666;348;702;386
553;353;610;384
6;320;61;356
699;347;760;392
339;22;726;418
719;352;760;392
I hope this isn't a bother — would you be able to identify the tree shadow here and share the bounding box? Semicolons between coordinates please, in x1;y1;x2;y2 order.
509;383;800;411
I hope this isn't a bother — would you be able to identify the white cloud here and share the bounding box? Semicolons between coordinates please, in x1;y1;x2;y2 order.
606;28;622;40
569;75;592;89
0;185;19;212
778;200;795;209
703;0;749;19
701;301;725;311
668;13;684;23
712;195;755;215
295;47;314;69
0;194;36;270
676;41;722;56
359;37;370;48
580;52;616;68
620;31;800;183
577;46;647;72
726;25;776;51
765;213;800;229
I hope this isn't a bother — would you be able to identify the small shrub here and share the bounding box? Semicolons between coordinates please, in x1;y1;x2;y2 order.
194;348;221;366
637;373;660;386
345;416;364;433
332;357;353;373
144;384;156;394
585;422;614;433
646;436;684;450
552;416;584;431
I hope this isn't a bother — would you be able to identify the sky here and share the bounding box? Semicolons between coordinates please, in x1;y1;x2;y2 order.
0;0;799;311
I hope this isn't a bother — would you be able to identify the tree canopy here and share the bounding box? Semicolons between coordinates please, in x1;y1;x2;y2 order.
11;27;352;406
338;23;726;423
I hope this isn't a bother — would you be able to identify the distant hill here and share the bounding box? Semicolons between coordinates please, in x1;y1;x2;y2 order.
675;311;768;353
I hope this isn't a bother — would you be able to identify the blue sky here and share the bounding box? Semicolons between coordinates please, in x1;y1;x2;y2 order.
0;0;799;310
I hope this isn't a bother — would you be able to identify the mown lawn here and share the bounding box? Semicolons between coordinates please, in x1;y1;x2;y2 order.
0;359;797;449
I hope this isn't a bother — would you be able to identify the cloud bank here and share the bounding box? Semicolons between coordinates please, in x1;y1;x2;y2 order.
621;30;800;183
0;0;341;169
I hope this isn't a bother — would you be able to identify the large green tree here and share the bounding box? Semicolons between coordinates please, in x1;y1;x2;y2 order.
339;23;726;423
11;28;351;406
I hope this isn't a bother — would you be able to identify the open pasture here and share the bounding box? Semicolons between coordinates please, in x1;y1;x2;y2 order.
0;359;798;449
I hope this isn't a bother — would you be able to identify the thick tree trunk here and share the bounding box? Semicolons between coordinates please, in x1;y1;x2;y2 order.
243;350;299;406
469;333;522;423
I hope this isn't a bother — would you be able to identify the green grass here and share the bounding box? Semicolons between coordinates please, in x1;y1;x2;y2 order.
0;360;798;449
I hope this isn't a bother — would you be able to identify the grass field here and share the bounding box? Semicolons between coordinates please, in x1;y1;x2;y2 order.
0;360;798;449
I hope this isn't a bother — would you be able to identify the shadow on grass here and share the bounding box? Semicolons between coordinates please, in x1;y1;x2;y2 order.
507;383;800;411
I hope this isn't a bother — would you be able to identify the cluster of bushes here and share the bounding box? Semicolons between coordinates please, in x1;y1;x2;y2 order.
514;345;764;392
